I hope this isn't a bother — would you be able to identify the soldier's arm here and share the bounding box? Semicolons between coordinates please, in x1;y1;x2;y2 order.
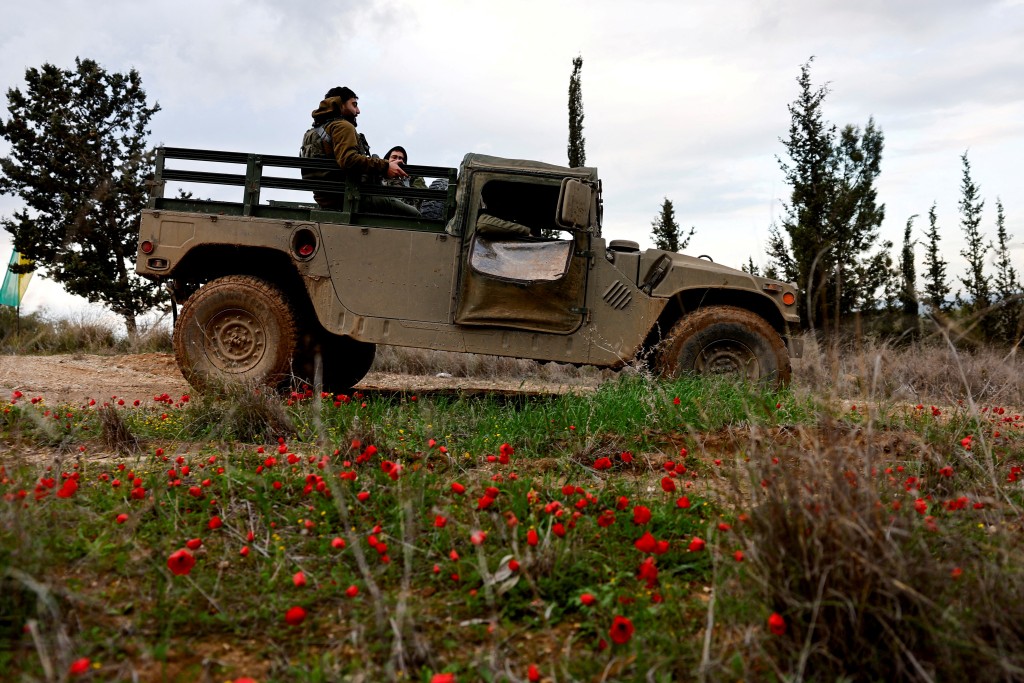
328;121;390;176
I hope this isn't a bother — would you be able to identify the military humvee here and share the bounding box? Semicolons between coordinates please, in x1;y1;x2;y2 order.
136;148;801;392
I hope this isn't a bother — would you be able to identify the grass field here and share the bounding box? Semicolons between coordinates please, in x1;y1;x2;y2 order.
2;358;1024;681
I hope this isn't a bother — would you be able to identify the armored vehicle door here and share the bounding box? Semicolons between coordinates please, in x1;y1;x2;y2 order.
454;165;596;334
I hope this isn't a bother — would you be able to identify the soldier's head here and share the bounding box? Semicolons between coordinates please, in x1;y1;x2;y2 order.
324;86;359;123
384;146;408;165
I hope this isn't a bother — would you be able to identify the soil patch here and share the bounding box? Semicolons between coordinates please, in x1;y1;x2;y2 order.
0;353;601;407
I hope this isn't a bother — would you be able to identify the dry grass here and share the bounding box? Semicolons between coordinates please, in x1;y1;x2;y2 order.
794;333;1024;406
98;405;139;454
0;308;173;355
713;424;1024;682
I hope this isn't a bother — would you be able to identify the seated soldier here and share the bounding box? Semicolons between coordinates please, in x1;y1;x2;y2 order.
299;87;420;217
381;145;428;210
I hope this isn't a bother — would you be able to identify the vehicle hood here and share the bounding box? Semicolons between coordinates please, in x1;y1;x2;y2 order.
642;249;800;322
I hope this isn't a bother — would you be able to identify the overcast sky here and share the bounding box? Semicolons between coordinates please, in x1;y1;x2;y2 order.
2;0;1022;323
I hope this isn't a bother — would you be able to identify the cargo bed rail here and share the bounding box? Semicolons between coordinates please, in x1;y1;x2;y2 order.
147;147;459;229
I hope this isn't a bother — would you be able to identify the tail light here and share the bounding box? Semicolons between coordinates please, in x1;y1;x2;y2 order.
292;228;318;260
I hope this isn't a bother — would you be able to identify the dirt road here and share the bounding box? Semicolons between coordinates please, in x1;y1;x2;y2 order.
0;353;600;406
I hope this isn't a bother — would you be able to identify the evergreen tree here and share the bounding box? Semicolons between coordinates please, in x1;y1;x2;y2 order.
921;202;950;314
956;151;990;314
0;59;162;334
650;198;693;252
742;257;761;276
898;215;919;316
567;56;586;168
992;197;1022;343
832;120;886;315
853;242;895;312
767;59;886;334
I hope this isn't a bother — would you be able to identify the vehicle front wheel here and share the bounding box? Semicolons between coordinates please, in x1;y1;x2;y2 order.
173;275;297;392
656;305;791;388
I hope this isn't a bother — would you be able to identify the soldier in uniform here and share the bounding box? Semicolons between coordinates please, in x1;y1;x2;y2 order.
300;87;420;217
381;145;428;210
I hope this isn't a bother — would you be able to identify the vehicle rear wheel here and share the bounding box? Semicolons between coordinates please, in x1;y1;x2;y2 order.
294;330;376;395
173;275;297;392
656;305;791;388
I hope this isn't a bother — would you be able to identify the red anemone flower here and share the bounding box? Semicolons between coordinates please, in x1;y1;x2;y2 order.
57;479;78;498
632;505;652;525
167;549;196;576
609;615;635;645
285;605;307;626
68;657;91;676
634;531;657;553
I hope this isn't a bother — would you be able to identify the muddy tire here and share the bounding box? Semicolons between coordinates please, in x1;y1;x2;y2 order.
173;276;297;392
294;330;376;394
657;305;791;388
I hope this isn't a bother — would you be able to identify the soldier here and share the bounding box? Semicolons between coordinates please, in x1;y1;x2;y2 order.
382;145;428;210
300;87;420;217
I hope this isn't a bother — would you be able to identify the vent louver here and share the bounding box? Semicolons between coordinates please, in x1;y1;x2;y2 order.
602;281;631;310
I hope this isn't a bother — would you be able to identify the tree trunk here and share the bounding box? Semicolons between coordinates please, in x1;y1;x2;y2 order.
123;313;137;338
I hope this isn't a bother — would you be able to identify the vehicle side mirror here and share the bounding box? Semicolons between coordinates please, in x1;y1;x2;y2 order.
555;178;592;231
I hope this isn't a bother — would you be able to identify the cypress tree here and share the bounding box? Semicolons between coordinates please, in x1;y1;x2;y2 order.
567;56;586;168
898;215;919;317
992;198;1022;343
921;202;951;314
956;151;990;314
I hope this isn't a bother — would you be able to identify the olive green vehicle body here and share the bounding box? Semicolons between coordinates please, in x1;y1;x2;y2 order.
136;148;801;375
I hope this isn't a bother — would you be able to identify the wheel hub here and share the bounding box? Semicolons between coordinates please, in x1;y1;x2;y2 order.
204;309;266;373
694;339;759;380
